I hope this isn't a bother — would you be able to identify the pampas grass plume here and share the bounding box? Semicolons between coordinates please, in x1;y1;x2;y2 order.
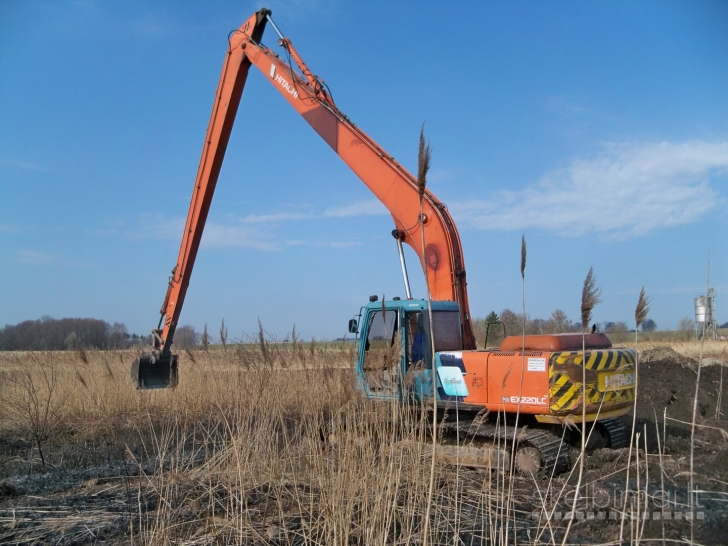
581;267;602;331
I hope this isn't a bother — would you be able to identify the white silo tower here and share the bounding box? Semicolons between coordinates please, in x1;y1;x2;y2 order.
694;288;717;340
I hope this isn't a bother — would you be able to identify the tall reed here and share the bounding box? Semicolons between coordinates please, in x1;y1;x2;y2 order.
689;257;710;545
562;266;601;545
634;286;651;344
417;123;438;546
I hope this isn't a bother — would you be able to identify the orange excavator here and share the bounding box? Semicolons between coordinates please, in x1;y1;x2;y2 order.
132;9;636;473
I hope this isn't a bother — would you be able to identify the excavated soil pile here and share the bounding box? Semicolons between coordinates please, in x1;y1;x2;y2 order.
627;345;728;476
635;346;726;425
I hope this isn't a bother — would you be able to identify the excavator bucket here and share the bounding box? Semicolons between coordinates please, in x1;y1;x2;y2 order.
131;353;178;390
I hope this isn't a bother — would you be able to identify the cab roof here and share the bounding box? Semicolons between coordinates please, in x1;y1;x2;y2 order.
364;299;460;312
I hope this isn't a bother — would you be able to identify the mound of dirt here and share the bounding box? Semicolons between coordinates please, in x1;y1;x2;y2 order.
640;346;698;368
636;346;726;425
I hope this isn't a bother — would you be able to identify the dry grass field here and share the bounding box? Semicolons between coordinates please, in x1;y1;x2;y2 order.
0;336;727;545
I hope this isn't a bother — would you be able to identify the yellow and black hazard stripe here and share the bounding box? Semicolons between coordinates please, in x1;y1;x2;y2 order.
548;349;636;413
551;348;636;371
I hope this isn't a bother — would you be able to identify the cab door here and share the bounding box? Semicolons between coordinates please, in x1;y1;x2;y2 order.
361;308;402;399
403;310;434;401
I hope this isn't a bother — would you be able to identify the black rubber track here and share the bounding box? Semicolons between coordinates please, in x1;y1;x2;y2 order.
600;417;629;449
442;420;571;475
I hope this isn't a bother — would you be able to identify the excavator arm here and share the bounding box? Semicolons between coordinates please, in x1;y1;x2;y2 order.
132;8;475;389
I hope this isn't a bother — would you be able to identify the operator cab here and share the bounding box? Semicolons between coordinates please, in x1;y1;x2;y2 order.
351;298;462;401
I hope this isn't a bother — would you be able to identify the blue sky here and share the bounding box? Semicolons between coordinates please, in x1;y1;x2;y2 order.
1;0;726;341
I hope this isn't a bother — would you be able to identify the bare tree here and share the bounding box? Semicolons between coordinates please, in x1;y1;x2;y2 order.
678;316;695;341
6;355;68;468
107;322;129;349
499;309;521;338
174;325;200;348
605;321;629;334
641;318;657;332
545;309;573;333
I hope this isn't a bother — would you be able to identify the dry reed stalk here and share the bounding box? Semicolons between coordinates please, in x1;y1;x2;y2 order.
562;266;601;546
0;335;590;543
504;235;527;543
619;287;649;542
219;318;228;349
717;346;725;420
417;123;438;546
634;431;641;544
534;423;570;545
528;473;557;546
201;324;210;352
580;266;602;331
620;412;637;538
635;286;651;344
417;124;431;203
689;258;710;546
654;408;667;546
639;422;650;544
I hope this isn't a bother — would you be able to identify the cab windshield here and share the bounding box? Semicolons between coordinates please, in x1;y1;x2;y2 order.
431;311;462;352
405;309;462;369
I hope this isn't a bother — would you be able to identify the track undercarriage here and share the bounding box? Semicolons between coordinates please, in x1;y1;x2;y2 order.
439;414;629;476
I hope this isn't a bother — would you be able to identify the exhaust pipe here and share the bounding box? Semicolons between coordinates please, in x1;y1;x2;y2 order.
392;229;413;300
131;351;178;389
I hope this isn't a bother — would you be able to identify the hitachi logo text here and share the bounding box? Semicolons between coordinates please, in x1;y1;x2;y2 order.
275;74;298;99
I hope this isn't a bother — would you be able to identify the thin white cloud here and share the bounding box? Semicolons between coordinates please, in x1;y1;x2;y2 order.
323;199;388;218
13;249;98;268
17;250;54;265
198;211;311;249
240;212;309;223
95;213;280;250
104;199;388;251
108;213;184;241
144;213;185;240
0;156;47;172
201;223;278;250
450;141;727;240
327;241;360;248
286;240;360;249
427;169;454;184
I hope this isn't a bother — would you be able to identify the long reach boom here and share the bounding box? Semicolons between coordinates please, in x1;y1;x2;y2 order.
132;8;475;388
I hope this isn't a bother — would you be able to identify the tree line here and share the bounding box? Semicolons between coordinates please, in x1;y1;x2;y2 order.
472;309;657;347
0;317;150;351
2;309;667;352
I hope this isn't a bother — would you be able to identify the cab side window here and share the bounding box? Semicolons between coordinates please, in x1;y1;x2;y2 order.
406;312;425;369
363;310;400;393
